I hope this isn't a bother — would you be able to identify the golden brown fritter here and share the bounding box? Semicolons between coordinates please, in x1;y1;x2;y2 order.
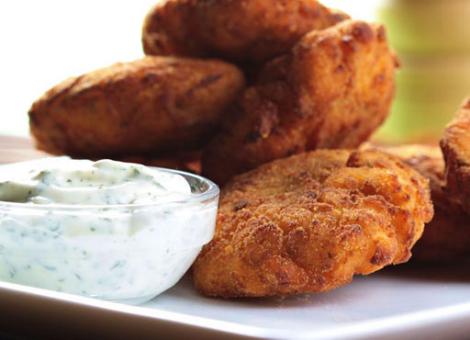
374;98;470;262
193;150;433;298
142;0;349;65
377;144;470;263
441;98;470;213
373;144;444;198
29;56;245;158
202;20;397;184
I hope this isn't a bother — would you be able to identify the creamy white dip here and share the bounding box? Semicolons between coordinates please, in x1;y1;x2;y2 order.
0;158;218;304
0;158;191;205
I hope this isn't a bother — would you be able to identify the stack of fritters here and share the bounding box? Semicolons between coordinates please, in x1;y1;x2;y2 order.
30;0;396;177
28;0;466;299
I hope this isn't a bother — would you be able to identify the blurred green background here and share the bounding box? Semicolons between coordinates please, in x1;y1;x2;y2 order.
374;0;470;144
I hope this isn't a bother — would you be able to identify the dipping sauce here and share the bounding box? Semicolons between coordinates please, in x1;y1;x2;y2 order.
0;158;191;205
0;158;219;304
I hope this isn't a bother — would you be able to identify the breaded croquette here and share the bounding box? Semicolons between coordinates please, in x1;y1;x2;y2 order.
142;0;349;64
193;149;432;297
202;20;397;184
377;99;470;262
29;56;245;158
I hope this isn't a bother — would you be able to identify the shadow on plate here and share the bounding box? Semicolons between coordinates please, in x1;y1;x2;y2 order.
163;260;470;309
378;259;470;284
165;273;362;309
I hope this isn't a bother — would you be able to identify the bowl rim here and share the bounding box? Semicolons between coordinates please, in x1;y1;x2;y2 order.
0;162;220;211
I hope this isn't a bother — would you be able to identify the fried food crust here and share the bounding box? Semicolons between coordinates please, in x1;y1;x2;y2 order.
29;56;245;158
202;20;397;184
378;144;470;262
441;98;470;213
142;0;349;64
193;150;433;297
375;98;470;262
375;145;444;198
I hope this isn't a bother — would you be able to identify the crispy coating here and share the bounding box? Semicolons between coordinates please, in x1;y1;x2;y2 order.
373;144;444;198
142;0;349;64
379;98;470;262
29;56;245;158
376;98;470;262
441;98;470;213
378;144;470;262
202;20;397;184
193;150;433;297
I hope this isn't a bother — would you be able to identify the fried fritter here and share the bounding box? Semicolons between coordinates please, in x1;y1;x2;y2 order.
441;98;470;213
373;144;444;196
378;144;470;263
193;150;433;298
142;0;349;64
202;20;397;184
29;56;245;158
373;99;470;262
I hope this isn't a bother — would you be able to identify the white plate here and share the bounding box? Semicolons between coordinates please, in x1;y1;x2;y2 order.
0;263;469;339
